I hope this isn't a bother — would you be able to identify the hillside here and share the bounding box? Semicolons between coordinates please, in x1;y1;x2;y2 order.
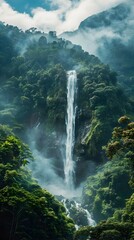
0;22;132;185
0;22;134;240
79;3;130;29
0;125;75;240
75;116;134;240
61;1;134;100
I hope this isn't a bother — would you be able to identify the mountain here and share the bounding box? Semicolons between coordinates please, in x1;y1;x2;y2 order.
0;22;132;186
61;1;134;99
61;3;132;54
79;3;130;29
0;22;134;240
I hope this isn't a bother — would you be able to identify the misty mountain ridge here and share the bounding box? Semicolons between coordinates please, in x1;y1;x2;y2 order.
61;2;131;37
61;0;134;98
79;2;130;30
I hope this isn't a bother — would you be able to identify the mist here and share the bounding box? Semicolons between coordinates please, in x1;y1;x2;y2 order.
60;0;134;72
0;0;124;34
26;124;83;198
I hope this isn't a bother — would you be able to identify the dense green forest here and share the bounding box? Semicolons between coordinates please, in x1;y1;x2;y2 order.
0;22;134;239
0;125;75;240
75;117;134;240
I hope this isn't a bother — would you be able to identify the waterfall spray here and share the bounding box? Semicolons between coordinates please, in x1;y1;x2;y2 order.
65;70;77;189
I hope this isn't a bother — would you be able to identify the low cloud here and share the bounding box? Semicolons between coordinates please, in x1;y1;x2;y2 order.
61;0;134;57
32;7;61;32
0;0;124;34
0;1;34;29
59;0;124;33
62;27;122;55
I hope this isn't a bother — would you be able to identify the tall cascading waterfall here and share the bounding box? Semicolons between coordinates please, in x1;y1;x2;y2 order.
64;70;77;189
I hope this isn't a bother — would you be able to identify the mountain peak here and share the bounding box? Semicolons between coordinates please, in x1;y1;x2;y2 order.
79;3;130;29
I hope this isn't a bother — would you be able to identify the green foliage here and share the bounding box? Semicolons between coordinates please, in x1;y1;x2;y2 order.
82;158;133;222
75;66;129;161
99;229;121;240
74;226;93;240
74;222;134;240
82;117;134;223
0;126;75;240
105;116;134;158
0;126;32;168
0;31;16;75
0;23;133;165
105;116;134;187
118;115;130;124
0;23;133;240
81;117;134;240
113;193;134;224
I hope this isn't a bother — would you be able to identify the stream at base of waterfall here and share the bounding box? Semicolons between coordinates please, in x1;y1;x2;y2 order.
56;196;96;229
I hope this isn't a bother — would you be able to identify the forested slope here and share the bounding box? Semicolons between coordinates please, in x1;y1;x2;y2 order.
75;116;134;240
0;23;132;180
0;125;75;240
0;23;134;240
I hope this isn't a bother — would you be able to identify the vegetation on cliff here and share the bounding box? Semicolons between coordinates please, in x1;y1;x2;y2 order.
0;125;75;240
76;117;134;239
0;23;132;168
0;22;134;239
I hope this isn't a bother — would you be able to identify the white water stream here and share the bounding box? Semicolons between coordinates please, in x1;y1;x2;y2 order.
62;199;96;229
64;70;77;189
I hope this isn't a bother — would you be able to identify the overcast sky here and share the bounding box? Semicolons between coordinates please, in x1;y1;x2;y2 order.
0;0;125;34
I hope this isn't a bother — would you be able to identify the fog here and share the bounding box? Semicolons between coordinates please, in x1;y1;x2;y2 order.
26;124;83;198
60;0;134;70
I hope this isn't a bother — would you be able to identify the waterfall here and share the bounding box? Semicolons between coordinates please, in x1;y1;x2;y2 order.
74;201;96;227
61;198;96;228
65;70;77;189
84;209;96;226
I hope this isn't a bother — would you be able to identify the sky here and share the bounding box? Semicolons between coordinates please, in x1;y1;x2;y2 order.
0;0;125;34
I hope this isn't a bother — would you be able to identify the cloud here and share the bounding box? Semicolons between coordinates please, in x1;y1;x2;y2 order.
0;0;124;34
60;0;134;77
59;0;124;33
32;8;61;32
62;27;122;55
0;0;34;29
50;0;72;10
61;0;134;53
